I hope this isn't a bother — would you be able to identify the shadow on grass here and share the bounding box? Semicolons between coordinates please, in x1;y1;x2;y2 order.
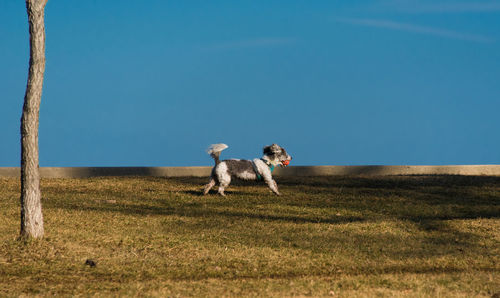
165;176;500;239
161;264;499;282
275;175;500;189
53;199;365;225
49;175;500;224
38;175;500;270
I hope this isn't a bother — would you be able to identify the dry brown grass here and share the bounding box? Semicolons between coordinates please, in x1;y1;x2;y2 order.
1;175;499;297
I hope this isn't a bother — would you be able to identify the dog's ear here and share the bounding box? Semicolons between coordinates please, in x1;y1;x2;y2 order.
270;144;281;153
263;144;280;155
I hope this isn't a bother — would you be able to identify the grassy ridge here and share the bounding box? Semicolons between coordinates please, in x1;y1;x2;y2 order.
1;176;499;297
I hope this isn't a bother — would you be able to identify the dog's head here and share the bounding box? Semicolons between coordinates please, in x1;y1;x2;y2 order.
263;144;292;167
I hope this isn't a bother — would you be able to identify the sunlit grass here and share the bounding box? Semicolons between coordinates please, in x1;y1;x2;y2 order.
1;175;499;296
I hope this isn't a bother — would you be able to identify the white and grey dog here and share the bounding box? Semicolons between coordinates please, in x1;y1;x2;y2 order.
203;143;292;196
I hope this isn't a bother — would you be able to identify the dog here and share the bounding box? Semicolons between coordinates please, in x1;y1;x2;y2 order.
203;143;292;196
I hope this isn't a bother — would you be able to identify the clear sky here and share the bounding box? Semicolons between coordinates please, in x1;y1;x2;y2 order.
1;0;499;166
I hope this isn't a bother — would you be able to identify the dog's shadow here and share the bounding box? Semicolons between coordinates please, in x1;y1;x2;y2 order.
183;189;267;197
166;177;274;197
183;190;204;196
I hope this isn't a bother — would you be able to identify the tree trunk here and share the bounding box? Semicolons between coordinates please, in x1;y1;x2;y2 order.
20;0;48;239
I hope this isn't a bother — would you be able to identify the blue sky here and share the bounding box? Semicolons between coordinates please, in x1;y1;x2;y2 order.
1;0;499;166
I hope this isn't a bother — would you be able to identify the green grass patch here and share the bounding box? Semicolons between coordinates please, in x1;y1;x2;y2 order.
1;175;499;296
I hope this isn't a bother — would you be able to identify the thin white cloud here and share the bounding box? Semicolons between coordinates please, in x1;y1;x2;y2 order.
204;37;296;51
418;2;500;13
383;0;500;13
336;17;495;43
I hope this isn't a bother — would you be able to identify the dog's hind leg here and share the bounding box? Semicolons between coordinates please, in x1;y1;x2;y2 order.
203;178;216;195
217;177;230;197
218;182;229;196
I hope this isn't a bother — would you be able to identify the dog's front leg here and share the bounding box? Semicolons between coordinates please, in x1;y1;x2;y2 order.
264;177;280;196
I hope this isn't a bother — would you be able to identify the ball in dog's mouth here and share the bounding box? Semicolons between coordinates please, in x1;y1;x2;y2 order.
281;160;290;167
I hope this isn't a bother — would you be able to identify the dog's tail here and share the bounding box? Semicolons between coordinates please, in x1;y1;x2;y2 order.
206;143;228;165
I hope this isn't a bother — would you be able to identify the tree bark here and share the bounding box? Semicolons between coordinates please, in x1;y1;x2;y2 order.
20;0;48;239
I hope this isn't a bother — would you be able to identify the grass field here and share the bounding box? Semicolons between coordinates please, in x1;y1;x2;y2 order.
1;175;499;297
